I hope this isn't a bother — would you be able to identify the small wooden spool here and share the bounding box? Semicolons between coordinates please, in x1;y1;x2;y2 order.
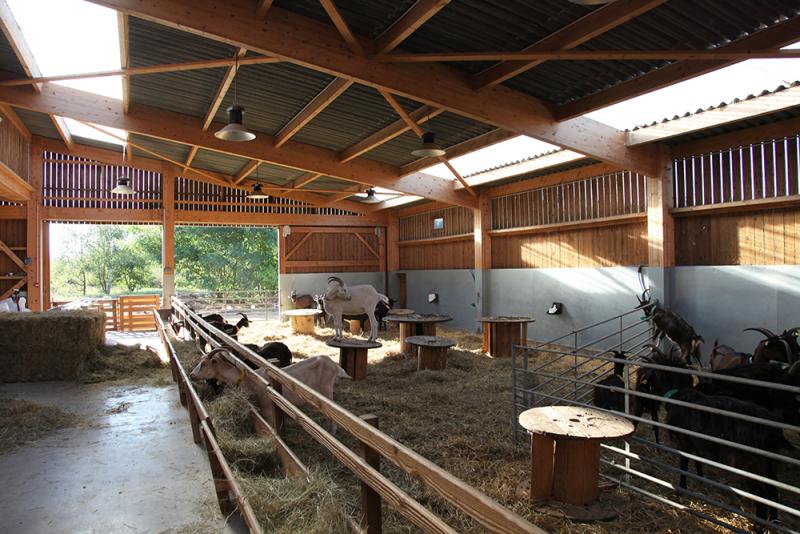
405;335;455;371
282;309;322;334
326;338;382;380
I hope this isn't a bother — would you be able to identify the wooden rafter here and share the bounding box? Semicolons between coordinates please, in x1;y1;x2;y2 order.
234;159;260;184
0;278;26;302
0;0;73;150
437;156;476;197
285;172;323;190
203;48;248;131
472;0;666;90
340;105;443;163
374;0;450;55
0;103;30;141
118;12;130;112
85;0;660;175
0;82;477;207
255;0;273;19
184;145;199;168
274;78;352;147
0;55;280;88
0;239;24;269
319;0;364;56
323;184;363;205
381;49;800;63
557;15;800;121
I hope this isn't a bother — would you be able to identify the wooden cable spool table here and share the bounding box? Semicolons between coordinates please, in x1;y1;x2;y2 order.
385;313;452;354
477;316;535;358
281;309;322;334
518;406;634;508
325;338;382;380
405;335;455;371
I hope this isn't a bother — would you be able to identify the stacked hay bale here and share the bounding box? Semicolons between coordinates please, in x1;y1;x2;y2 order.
0;311;106;381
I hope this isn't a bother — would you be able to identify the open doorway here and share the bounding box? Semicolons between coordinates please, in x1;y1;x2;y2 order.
174;225;279;322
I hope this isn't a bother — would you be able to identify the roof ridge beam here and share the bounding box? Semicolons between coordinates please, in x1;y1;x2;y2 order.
0;81;476;207
84;0;659;175
472;0;666;90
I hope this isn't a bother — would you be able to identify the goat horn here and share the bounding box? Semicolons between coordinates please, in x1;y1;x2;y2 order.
643;344;668;358
784;326;800;336
327;276;345;286
744;327;779;339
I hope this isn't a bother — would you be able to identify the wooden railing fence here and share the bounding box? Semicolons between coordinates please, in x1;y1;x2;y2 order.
170;297;546;534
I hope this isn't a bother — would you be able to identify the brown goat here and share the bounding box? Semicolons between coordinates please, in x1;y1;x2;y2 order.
745;327;800;365
709;340;752;371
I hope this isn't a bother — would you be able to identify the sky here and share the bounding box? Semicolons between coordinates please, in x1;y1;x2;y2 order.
10;0;800;254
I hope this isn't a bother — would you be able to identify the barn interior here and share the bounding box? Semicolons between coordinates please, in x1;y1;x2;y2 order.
1;1;799;533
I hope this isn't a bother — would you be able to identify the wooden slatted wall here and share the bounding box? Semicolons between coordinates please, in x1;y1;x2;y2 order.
0;109;30;181
282;227;382;273
0;218;26;298
397;205;474;270
672;131;800;266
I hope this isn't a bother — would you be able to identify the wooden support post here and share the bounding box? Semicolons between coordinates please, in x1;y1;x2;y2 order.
186;392;202;444
359;414;382;534
269;377;285;438
646;149;675;304
279;225;288;275
26;138;43;311
386;214;399;272
473;192;491;322
41;221;50;309
205;439;235;515
162;163;176;306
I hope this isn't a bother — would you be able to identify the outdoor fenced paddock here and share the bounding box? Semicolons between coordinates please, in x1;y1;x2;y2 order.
513;310;800;533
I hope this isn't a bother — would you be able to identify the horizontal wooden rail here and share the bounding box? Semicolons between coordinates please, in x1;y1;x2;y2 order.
670;194;800;217
397;233;473;246
488;212;646;237
171;298;547;534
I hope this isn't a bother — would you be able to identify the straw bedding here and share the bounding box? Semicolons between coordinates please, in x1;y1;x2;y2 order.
83;343;169;384
0;311;106;381
0;397;81;453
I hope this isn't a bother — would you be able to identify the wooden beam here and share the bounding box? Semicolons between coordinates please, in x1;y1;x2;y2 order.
379;89;424;137
557;15;800;121
319;0;365;56
184;145;199;168
274;78;352;147
473;0;666;89
488;212;646;237
176;209;384;226
162;161;175;303
323;185;363;205
88;0;659;174
473;192;491;270
26;138;42;310
647;149;674;267
285;172;322;189
0;159;33;202
0;55;280;88
374;0;450;55
437;156;475;197
255;0;273;19
340;105;443;163
203;48;248;131
234;159;260;184
382;48;800;63
0;205;25;218
0;104;30;141
670;115;800;160
118;12;130;112
0;82;477;207
486;162;619;198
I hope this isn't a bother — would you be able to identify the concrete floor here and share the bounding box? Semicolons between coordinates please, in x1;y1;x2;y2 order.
0;381;243;534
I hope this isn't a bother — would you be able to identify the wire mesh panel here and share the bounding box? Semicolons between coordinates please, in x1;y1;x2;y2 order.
673;134;800;208
512;309;800;533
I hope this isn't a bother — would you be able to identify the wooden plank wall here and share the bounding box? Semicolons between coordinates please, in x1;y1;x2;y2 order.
398;206;474;270
283;227;382;273
0;218;27;296
675;207;800;265
0;110;29;181
491;223;648;268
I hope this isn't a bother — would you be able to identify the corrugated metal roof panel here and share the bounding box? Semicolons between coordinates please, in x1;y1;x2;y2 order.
364;111;496;166
13;108;59;139
252;163;307;186
304;176;354;191
130;134;191;163
663;107;800;146
273;0;416;39
129;17;235;118
0;30;24;75
191;148;251;176
292;84;420;152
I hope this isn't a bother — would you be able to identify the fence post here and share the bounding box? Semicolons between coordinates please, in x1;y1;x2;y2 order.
269;376;285;438
359;414;382;534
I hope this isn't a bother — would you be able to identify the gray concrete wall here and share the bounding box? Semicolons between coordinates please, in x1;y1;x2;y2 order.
388;270;477;330
279;272;386;312
667;265;800;352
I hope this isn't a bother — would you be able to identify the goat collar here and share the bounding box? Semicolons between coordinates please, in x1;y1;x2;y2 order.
235;368;247;385
663;389;679;399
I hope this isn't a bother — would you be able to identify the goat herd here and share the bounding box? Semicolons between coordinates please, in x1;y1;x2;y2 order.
593;290;799;528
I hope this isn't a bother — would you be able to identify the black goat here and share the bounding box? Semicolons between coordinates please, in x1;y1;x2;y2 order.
633;346;693;444
644;365;789;528
315;296;395;332
592;351;627;413
709;340;752;371
198;313;250;350
637;291;703;367
745;327;800;365
243;342;293;368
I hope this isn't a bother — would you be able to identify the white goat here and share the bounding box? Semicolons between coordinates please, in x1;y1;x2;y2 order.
0;292;29;312
323;276;389;342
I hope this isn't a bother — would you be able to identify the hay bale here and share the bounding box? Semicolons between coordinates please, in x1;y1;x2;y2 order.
0;311;106;382
0;397;80;452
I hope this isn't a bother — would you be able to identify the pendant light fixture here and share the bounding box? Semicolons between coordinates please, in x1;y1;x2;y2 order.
215;55;256;142
411;131;446;158
111;144;135;195
361;188;381;204
247;163;269;199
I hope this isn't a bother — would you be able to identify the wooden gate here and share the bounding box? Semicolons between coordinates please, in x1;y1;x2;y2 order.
91;299;119;331
117;295;160;331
